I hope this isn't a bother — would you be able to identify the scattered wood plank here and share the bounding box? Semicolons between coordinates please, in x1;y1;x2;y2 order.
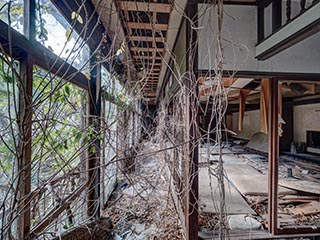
279;179;320;195
288;201;320;216
224;164;296;196
281;195;320;201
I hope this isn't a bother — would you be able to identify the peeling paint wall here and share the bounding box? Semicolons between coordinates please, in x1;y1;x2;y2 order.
231;110;260;140
294;103;320;143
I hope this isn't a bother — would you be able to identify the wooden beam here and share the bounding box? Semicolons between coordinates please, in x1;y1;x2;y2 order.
130;35;164;42
18;1;35;238
198;77;238;86
18;53;33;240
131;47;164;52
117;1;172;13
134;62;162;67
198;69;320;81
127;22;168;30
281;80;320;84
197;0;257;4
132;55;162;60
144;93;157;96
0;20;89;90
185;2;198;240
238;89;251;131
199;78;238;95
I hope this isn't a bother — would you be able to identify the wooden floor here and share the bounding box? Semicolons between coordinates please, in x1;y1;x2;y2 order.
199;166;256;215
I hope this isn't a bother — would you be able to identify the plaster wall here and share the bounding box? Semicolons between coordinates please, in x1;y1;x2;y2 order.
198;4;320;73
293;103;320;143
231;110;260;140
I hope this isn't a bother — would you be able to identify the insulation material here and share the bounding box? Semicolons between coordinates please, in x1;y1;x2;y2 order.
300;83;316;94
278;83;285;137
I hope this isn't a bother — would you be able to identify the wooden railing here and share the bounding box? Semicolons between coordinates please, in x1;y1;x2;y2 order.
257;0;319;43
285;0;319;23
26;166;86;238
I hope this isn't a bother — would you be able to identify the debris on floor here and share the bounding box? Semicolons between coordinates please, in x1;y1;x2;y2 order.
103;142;183;239
198;139;320;233
228;214;262;230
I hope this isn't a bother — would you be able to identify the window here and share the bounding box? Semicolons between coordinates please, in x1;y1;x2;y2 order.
31;66;88;235
0;55;19;236
0;0;24;33
101;66;113;92
36;0;90;72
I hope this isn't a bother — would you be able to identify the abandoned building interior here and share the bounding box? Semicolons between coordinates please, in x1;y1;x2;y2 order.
0;0;319;239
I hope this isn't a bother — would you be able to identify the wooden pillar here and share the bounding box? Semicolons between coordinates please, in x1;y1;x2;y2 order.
268;78;279;235
238;89;251;132
18;1;35;239
87;53;101;219
186;2;199;240
18;53;33;240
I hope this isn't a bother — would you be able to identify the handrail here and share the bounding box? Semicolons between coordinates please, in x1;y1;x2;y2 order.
30;183;86;237
257;0;319;44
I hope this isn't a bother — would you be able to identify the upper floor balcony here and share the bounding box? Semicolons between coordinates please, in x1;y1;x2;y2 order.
256;0;320;60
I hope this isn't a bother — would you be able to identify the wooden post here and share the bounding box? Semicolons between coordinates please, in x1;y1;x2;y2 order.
18;53;33;240
186;2;199;240
268;78;279;235
286;0;292;23
272;0;282;31
87;53;101;219
18;1;35;239
238;89;251;132
258;5;265;42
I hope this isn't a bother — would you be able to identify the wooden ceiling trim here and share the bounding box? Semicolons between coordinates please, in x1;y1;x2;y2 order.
116;1;172;13
133;62;162;66
198;77;238;86
130;36;164;42
198;78;239;95
224;77;239;87
132;55;162;60
131;47;164;52
127;22;168;30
